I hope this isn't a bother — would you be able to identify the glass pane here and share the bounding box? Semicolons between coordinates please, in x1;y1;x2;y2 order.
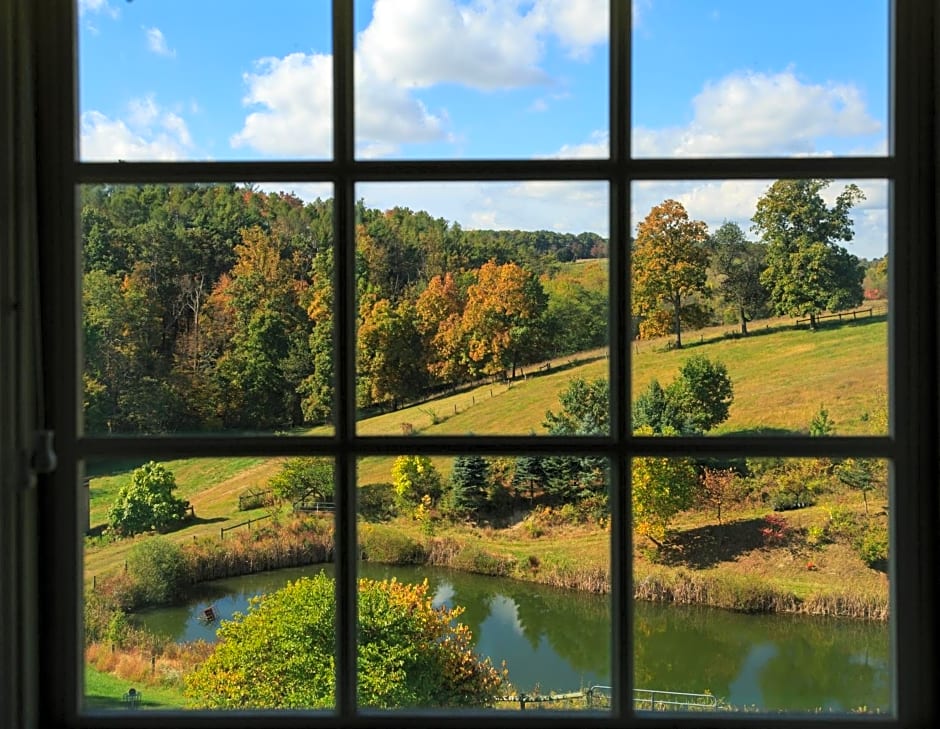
357;455;612;712
83;456;337;711
354;0;609;159
632;0;888;158
354;182;610;435
630;179;888;436
80;183;335;436
78;0;332;161
632;456;892;714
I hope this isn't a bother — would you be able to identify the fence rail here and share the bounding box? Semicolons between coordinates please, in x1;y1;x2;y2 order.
492;686;717;712
796;306;885;326
219;513;272;539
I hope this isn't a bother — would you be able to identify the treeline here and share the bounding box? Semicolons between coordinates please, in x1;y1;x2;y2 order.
81;184;607;433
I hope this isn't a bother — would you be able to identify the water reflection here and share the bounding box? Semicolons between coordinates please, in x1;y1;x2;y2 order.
131;563;889;711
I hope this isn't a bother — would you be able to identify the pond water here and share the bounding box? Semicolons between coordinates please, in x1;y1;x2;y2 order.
132;563;890;712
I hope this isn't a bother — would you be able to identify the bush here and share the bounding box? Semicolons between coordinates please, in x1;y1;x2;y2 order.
126;536;188;606
358;483;398;522
185;573;502;709
770;487;817;511
855;523;889;568
107;462;190;537
359;525;426;564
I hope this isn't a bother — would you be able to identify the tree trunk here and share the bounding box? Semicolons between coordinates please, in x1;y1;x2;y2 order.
810;312;818;330
673;295;683;348
739;305;748;336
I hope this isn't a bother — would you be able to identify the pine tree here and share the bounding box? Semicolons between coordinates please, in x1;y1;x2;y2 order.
449;455;490;516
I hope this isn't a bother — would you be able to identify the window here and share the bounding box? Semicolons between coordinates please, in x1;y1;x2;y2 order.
0;0;936;727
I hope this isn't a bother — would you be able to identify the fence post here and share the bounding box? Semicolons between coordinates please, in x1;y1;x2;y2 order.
220;527;224;540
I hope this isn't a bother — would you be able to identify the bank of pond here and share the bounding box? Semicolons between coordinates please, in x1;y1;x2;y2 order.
132;563;890;713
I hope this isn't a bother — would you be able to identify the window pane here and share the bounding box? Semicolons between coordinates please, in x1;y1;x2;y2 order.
83;456;337;711
630;179;888;436
78;0;332;161
357;455;612;712
632;0;888;158
353;0;609;160
632;456;892;714
355;182;610;435
80;183;335;436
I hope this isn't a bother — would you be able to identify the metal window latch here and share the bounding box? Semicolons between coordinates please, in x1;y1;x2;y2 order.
20;429;57;490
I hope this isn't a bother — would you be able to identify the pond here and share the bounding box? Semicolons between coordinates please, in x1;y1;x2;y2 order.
132;563;890;712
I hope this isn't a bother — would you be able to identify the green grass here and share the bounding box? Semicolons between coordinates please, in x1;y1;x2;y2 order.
84;665;186;711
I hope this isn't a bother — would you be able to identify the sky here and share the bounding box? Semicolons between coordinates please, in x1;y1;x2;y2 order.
77;0;889;259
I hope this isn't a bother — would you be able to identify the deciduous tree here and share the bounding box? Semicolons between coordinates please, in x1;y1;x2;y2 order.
752;179;865;328
709;222;768;335
633;199;710;348
185;574;502;709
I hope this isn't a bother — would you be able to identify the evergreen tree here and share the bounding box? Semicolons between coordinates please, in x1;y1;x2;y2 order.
449;455;490;516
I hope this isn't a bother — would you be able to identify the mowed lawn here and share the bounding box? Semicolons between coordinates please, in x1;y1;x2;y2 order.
85;313;887;581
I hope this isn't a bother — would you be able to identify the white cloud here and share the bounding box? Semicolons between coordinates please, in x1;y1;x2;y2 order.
634;69;882;158
145;27;176;58
80;95;194;161
230;53;334;156
528;0;608;59
232;0;609;157
358;0;549;91
542;129;609;158
78;0;117;17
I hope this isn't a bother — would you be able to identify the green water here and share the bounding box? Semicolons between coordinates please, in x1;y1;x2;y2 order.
133;563;890;712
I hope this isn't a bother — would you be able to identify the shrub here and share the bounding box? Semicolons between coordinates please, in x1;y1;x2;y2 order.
391;455;443;508
359;525;426;564
760;514;793;547
126;536;188;606
107;462;190;537
855;523;889;568
358;483;398;522
771;487;817;511
185;573;502;709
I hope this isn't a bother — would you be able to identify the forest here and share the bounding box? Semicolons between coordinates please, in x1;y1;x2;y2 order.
81;184;608;433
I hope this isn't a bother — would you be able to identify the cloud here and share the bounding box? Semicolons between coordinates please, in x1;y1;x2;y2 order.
78;0;117;17
229;53;334;156
80;95;194;161
634;69;882;157
358;0;549;91
232;0;608;157
528;0;608;59
145;27;176;58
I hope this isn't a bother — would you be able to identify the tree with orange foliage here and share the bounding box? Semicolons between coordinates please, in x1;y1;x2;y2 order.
633;199;710;348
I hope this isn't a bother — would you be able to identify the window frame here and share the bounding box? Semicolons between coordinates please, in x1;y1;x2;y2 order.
12;0;935;727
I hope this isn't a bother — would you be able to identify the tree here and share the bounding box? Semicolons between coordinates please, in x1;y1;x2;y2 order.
542;378;609;501
709;222;768;335
449;455;490;516
511;456;549;505
357;295;428;409
185;573;502;709
461;260;547;378
752;179;865;328
391;455;444;508
835;458;879;517
632;356;733;434
631;429;700;546
268;457;333;504
668;355;734;433
107;462;190;537
126;537;187;605
633;199;710;347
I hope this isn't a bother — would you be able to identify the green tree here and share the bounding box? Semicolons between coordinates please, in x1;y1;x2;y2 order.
709;221;768;335
268;457;333;504
667;355;734;433
633;199;710;348
391;455;444;508
449;455;490;516
752;179;865;329
126;537;187;605
511;456;549;505
835;458;878;517
632;379;683;434
542;378;609;501
107;462;190;537
631;428;700;546
185;573;502;709
357;295;428;409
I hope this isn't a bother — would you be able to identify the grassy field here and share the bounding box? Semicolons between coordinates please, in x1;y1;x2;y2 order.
84;665;186;710
85;311;888;587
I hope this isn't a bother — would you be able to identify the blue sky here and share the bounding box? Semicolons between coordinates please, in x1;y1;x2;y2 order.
77;0;889;258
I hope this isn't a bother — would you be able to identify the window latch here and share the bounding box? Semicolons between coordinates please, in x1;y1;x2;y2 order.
21;429;57;489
